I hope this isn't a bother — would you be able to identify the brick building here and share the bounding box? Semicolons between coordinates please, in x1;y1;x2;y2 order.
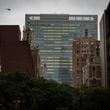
72;30;101;87
0;25;39;76
83;56;101;87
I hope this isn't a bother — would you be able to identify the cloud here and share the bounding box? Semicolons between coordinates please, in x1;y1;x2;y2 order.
0;0;109;34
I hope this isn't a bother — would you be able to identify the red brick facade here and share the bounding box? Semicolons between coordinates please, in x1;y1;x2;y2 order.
0;25;36;76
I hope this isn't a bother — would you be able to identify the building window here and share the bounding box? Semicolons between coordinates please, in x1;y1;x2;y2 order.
93;73;95;77
34;16;40;20
77;63;79;66
84;54;87;56
69;16;76;20
77;58;79;62
84;46;87;48
90;17;94;21
93;66;95;71
77;50;79;53
83;17;90;20
96;48;99;56
91;50;93;53
76;16;83;20
90;58;93;62
28;16;40;20
92;79;96;85
96;72;101;78
89;72;92;78
96;66;101;78
77;71;80;74
89;67;92;77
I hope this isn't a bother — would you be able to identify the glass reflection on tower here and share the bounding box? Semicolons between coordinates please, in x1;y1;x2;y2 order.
25;14;98;84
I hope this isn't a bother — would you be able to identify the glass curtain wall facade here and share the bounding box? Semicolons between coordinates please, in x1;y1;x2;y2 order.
25;14;97;84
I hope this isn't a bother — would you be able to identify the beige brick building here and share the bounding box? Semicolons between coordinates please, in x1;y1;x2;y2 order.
82;56;101;87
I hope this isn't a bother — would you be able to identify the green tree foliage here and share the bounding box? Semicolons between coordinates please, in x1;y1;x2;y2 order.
0;72;110;110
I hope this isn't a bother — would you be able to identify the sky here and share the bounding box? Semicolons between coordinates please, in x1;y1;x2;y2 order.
0;0;110;38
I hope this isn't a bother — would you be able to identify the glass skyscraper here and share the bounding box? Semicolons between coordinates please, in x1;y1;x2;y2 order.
25;14;98;84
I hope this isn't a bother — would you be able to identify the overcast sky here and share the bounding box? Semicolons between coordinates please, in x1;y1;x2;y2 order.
0;0;110;37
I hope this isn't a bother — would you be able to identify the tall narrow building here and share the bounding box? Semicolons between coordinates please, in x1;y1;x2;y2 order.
100;2;110;88
23;27;41;77
25;14;98;84
72;30;100;87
